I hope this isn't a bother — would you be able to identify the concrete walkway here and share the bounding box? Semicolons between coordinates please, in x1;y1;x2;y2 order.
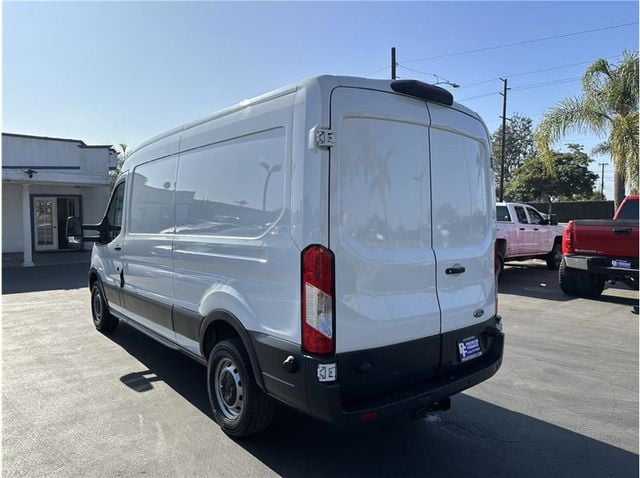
2;251;91;268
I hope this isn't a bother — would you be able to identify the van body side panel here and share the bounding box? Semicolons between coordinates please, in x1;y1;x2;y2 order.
330;87;441;353
428;104;496;334
122;137;180;340
171;93;300;361
290;77;337;250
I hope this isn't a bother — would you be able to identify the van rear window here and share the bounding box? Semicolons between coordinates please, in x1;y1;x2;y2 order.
338;117;429;249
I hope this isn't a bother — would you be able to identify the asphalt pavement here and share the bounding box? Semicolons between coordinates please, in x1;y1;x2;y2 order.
2;260;638;477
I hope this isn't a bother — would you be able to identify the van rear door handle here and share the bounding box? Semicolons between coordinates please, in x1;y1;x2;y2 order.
445;266;466;275
533;228;539;231
114;245;122;251
613;227;632;235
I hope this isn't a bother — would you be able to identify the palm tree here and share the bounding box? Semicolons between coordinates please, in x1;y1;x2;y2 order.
535;50;639;206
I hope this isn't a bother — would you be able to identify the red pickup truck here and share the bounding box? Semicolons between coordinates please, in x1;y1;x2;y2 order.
559;195;638;298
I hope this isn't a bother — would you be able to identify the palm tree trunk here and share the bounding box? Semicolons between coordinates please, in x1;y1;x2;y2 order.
613;168;626;209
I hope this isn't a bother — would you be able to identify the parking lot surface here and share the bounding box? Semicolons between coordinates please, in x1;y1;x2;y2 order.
3;261;638;477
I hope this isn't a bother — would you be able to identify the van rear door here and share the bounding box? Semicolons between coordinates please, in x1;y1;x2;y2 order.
427;104;496;335
329;87;440;357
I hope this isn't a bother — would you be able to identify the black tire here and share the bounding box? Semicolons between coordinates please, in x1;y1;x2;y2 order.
575;273;606;299
496;252;505;282
90;282;119;332
558;258;579;296
207;337;274;438
546;241;562;270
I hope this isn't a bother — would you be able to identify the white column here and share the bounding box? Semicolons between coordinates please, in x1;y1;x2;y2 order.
21;183;34;267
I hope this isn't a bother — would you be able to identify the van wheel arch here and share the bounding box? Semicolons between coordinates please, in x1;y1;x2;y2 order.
88;268;100;290
199;311;265;391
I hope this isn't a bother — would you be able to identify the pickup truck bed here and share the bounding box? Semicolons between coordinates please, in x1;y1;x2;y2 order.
559;196;639;298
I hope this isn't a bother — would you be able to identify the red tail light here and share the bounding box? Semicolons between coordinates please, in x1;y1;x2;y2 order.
563;221;575;254
301;245;335;355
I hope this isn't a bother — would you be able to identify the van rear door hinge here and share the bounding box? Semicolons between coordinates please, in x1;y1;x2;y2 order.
314;127;335;148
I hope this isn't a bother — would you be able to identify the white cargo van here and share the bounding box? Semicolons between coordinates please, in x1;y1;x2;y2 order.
70;76;504;437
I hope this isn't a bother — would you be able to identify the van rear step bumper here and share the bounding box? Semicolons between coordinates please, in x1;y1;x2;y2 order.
304;331;503;424
250;317;503;425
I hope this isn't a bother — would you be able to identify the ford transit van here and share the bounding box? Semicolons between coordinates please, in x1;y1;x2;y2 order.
72;76;504;437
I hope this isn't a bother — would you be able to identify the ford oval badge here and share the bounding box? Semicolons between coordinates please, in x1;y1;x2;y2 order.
473;308;484;319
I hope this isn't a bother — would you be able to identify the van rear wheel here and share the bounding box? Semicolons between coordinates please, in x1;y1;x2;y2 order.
91;283;119;332
207;337;274;437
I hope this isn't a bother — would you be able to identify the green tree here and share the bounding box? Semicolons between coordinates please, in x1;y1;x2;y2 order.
506;144;598;212
110;143;130;178
535;51;639;207
492;113;536;189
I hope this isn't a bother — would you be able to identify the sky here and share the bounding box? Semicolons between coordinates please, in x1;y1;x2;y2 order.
3;1;639;199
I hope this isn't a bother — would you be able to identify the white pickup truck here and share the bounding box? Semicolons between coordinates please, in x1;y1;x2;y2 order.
495;202;565;277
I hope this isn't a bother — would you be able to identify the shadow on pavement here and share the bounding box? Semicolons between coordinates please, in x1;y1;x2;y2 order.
110;322;638;478
2;262;89;294
500;261;638;307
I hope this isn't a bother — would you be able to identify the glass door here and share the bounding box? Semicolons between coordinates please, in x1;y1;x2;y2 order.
33;197;59;251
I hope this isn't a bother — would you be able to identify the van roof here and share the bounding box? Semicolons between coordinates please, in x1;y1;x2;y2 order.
127;75;484;160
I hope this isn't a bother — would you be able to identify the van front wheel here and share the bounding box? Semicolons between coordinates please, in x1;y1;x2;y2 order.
91;283;118;332
207;337;274;437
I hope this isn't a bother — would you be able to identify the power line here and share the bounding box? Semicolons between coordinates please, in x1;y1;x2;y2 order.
456;54;622;90
511;76;582;91
459;75;584;101
402;22;637;64
365;65;389;77
458;92;501;102
396;64;459;87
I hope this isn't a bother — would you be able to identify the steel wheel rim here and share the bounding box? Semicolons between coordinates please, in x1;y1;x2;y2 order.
214;357;244;421
92;290;102;323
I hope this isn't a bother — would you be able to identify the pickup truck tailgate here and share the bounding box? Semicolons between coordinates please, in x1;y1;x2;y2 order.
572;219;639;258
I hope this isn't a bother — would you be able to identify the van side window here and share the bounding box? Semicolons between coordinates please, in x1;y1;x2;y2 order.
175;127;285;237
496;205;511;222
527;207;544;225
129;157;177;234
514;206;528;224
106;182;125;241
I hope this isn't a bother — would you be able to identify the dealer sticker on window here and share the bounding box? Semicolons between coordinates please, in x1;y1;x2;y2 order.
458;336;482;363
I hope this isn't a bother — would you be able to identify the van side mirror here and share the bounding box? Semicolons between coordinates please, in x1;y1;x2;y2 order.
539;218;550;226
66;216;107;244
66;217;83;248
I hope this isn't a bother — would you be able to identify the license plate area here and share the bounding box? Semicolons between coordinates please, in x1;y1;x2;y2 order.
457;336;482;363
611;259;632;269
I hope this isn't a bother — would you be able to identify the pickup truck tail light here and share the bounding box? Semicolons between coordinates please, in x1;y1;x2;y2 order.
302;245;335;355
563;221;575;254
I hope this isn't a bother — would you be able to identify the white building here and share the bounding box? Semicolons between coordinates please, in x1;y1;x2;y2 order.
2;133;118;266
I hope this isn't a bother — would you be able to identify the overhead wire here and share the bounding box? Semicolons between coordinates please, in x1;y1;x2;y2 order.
401;22;637;64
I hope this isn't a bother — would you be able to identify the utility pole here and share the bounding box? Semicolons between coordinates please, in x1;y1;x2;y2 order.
498;78;509;202
599;162;607;198
391;47;397;80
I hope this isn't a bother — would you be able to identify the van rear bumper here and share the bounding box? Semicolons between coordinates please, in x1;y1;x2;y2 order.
304;324;503;425
250;317;504;425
